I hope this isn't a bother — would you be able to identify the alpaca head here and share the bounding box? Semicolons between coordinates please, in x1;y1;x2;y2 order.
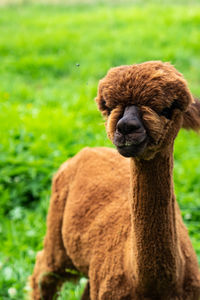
96;61;196;159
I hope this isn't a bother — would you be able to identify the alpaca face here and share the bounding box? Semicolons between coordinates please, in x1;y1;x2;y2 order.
96;61;193;159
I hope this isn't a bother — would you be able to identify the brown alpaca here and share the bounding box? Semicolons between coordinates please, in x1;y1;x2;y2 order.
30;61;200;300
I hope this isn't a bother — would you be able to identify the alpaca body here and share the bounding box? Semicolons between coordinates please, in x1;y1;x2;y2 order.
38;146;199;300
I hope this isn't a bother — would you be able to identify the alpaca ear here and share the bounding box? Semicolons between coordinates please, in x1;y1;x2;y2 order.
182;97;200;131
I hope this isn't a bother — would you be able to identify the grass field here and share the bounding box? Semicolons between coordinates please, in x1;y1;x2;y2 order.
0;1;200;299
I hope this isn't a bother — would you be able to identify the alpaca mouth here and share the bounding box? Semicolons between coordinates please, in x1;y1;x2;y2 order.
115;138;148;158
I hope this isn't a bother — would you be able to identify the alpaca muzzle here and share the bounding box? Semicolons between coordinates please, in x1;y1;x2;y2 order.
113;105;148;157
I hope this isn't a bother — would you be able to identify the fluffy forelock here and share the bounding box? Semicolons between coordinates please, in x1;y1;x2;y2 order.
96;61;193;117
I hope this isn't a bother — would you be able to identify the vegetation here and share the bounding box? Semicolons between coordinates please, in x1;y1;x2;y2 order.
0;2;199;299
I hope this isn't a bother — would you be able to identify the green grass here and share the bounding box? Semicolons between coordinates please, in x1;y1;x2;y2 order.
0;2;200;299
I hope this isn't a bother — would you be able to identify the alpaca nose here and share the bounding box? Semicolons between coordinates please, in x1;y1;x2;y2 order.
116;117;141;135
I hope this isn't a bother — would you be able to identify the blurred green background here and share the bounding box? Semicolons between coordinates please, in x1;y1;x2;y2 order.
0;0;200;299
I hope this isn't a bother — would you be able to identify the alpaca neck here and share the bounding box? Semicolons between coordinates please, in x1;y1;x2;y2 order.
130;147;182;298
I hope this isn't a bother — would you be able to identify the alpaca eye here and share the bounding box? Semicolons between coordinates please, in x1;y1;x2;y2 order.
101;99;111;115
160;107;172;119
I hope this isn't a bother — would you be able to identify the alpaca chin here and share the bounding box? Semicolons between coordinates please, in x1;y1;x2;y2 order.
115;140;148;158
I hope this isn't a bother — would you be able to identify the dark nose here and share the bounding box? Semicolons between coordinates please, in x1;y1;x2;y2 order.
116;117;141;135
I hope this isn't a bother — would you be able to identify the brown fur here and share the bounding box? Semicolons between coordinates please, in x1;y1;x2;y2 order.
183;98;200;131
30;61;200;300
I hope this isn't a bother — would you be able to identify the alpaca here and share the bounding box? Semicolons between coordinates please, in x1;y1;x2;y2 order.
30;61;200;300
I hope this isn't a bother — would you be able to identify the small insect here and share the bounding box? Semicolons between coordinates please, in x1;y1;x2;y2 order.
76;63;80;67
